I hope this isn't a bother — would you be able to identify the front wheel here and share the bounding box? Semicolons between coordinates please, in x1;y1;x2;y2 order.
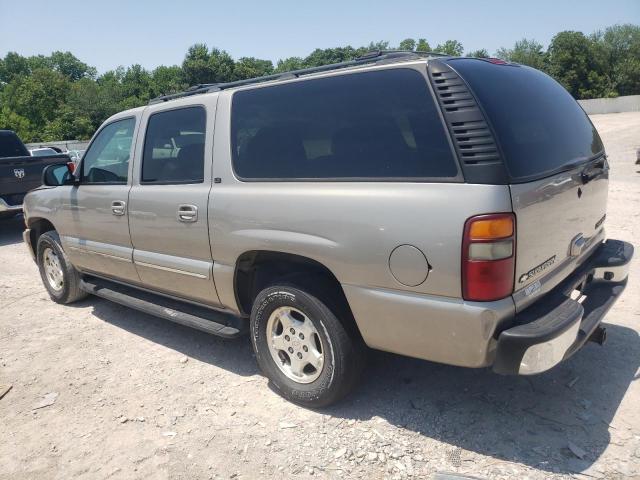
36;231;87;304
250;285;365;408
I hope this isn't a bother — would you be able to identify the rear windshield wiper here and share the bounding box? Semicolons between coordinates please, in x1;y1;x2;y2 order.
580;156;607;185
548;153;606;179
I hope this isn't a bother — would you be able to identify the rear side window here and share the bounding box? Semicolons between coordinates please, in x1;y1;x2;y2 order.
449;59;604;181
231;69;458;180
142;106;206;184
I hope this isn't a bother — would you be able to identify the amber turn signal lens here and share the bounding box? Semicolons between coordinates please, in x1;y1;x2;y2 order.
462;213;516;301
468;216;514;240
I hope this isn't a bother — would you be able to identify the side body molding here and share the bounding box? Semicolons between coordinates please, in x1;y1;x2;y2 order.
62;236;133;263
133;249;212;279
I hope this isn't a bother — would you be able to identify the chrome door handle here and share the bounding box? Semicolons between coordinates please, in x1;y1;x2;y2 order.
111;200;126;216
177;204;198;223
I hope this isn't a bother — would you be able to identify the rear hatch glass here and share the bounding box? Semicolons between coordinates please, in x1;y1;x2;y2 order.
449;59;608;306
448;59;604;182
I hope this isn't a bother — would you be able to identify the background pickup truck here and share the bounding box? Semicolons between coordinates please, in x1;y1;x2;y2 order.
0;130;70;219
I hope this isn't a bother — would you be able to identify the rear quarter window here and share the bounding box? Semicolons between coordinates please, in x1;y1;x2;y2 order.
230;68;459;180
449;59;604;181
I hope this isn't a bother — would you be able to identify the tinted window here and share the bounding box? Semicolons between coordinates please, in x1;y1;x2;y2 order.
231;69;457;180
31;148;58;156
0;131;29;158
82;118;135;184
142;107;206;184
450;59;604;181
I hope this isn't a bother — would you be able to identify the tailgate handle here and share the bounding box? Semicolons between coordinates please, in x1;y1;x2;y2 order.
581;171;600;185
581;158;607;185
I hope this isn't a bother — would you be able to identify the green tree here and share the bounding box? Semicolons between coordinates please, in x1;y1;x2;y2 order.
49;51;96;80
366;40;390;51
597;24;640;96
1;68;70;140
95;67;128;117
435;40;463;56
234;57;274;80
0;107;35;141
415;39;431;52
182;43;214;85
65;78;105;130
208;48;235;83
304;46;360;67
0;24;637;144
467;48;489;58
547;31;613;98
275;56;305;73
181;44;236;85
0;52;30;83
67;75;124;132
42;105;94;141
399;38;416;51
26;54;53;72
120;64;153;106
496;39;546;70
151;65;185;96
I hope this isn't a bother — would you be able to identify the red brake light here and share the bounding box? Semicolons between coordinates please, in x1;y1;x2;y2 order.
462;213;516;301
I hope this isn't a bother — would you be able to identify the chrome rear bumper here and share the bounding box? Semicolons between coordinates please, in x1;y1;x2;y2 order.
493;239;633;375
0;198;22;214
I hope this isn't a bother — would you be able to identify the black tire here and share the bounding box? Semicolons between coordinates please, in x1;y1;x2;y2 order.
250;285;365;408
36;231;87;304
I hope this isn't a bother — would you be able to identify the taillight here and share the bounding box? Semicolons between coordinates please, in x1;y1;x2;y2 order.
462;213;516;301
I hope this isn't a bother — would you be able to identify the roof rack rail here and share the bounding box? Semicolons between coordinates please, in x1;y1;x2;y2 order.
149;50;447;105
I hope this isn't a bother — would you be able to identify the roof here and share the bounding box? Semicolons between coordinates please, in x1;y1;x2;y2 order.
102;105;147;123
149;50;449;105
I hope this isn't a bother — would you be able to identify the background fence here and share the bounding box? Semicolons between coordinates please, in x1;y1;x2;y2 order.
578;95;640;115
25;140;90;152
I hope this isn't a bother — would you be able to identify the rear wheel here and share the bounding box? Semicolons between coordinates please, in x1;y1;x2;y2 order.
37;231;87;304
250;285;365;407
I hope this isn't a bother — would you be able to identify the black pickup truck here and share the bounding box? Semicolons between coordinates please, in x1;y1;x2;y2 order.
0;130;69;219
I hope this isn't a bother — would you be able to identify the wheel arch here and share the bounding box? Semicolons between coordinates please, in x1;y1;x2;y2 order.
233;250;362;339
27;217;57;259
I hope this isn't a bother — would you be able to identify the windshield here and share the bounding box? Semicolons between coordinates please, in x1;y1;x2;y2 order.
449;59;604;181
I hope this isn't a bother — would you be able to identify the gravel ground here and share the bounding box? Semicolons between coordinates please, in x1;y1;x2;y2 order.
1;112;639;480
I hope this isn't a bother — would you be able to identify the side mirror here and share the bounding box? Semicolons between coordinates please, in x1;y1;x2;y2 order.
42;163;77;186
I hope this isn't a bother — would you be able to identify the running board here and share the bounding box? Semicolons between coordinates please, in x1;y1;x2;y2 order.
79;277;246;338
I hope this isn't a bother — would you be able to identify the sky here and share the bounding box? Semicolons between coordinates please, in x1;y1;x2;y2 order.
1;0;639;74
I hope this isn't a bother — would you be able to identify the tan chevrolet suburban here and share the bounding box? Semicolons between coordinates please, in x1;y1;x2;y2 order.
22;51;633;407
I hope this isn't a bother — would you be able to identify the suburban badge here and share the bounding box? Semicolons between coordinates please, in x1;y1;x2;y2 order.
519;255;556;283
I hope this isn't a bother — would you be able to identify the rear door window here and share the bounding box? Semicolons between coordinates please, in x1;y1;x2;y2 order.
449;59;604;181
141;106;206;184
231;68;458;180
